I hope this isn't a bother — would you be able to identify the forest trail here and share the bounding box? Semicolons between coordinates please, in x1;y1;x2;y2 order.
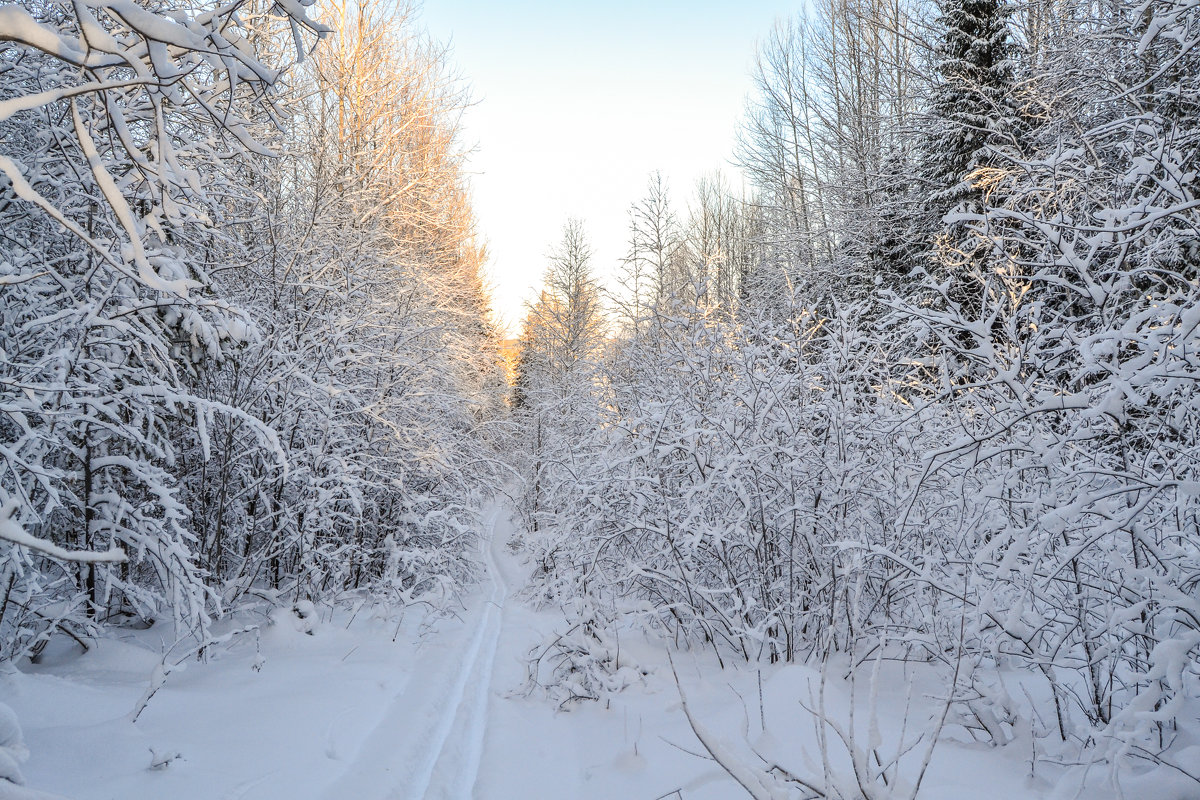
317;503;513;800
8;499;1107;800
412;503;509;799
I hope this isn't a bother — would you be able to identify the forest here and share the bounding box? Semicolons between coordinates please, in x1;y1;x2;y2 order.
1;0;1198;796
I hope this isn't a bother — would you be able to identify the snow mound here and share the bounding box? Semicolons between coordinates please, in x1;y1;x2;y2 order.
268;600;321;639
0;703;28;786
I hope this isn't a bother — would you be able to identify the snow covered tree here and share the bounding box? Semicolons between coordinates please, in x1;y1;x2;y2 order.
884;0;1200;755
0;0;323;657
514;220;605;567
735;17;829;289
179;0;505;609
923;0;1022;207
615;173;690;325
735;0;927;306
519;0;1200;781
0;0;503;660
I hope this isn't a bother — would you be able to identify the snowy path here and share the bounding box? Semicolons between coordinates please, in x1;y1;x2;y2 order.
411;504;507;800
318;504;510;800
10;501;1074;800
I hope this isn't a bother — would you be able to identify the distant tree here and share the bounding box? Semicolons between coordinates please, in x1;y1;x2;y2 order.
513;220;605;547
736;1;925;305
515;220;605;406
735;17;828;277
682;172;753;312
616;173;688;324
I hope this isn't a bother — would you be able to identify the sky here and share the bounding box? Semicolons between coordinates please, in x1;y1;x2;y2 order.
419;0;796;335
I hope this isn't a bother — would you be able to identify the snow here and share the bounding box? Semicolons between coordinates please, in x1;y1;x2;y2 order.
0;703;27;787
0;7;86;64
2;0;1197;793
4;502;1186;800
0;500;127;564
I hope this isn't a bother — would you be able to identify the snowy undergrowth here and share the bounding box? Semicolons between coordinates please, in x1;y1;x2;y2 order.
510;611;1196;800
516;534;1199;799
4;525;1197;800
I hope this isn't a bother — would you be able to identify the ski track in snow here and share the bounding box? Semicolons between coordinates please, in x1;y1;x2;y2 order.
412;503;507;800
319;503;508;800
456;510;507;798
15;497;1145;800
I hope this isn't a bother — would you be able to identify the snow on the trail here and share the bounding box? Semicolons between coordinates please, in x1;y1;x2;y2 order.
3;504;519;800
3;521;507;800
404;505;506;800
2;502;1176;800
454;508;507;797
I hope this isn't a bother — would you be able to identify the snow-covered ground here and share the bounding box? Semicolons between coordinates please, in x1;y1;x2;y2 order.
2;505;1192;800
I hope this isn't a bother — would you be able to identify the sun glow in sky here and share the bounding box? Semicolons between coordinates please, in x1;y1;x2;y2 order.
420;0;796;335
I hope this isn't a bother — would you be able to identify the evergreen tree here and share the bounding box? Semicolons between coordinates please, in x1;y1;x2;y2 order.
924;0;1022;209
916;0;1026;326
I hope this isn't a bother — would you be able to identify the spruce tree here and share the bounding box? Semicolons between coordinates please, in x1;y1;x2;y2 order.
924;0;1021;209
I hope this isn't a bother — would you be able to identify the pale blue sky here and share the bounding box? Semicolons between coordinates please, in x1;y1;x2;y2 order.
420;0;797;334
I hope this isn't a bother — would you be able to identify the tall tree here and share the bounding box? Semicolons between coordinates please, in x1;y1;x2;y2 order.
922;0;1022;209
616;173;687;324
513;220;605;551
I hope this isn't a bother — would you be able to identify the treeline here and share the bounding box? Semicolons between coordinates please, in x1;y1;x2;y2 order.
515;0;1200;776
0;0;503;660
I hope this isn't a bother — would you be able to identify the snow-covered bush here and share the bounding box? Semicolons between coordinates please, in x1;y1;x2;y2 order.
516;0;1200;783
528;299;950;666
0;0;505;661
525;609;650;710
